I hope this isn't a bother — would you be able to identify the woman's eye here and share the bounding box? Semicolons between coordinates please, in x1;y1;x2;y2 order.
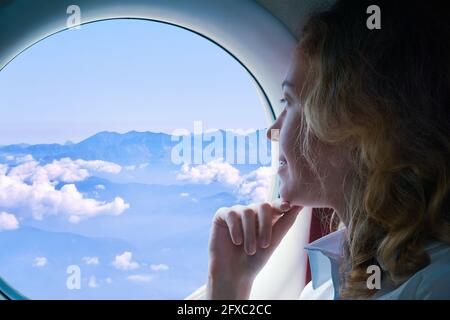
280;98;288;107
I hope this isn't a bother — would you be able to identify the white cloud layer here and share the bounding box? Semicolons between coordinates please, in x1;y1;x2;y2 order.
177;159;274;202
112;251;139;270
127;274;153;283
82;256;100;265
124;163;149;171
88;276;98;288
0;164;8;175
150;264;169;272
236;166;274;203
0;156;129;223
138;163;149;169
33;257;47;267
0;211;19;231
177;158;241;186
15;154;33;164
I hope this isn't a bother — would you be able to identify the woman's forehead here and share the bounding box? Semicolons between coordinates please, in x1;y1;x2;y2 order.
283;53;308;97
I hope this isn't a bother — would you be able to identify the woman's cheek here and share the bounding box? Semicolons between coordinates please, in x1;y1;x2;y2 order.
279;169;298;201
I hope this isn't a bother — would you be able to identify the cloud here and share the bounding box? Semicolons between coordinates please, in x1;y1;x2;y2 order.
41;157;121;183
105;277;112;284
138;163;149;169
236;166;274;203
33;257;47;267
95;184;105;190
0;156;129;223
125;163;149;171
177;158;241;186
112;251;139;270
88;276;98;288
179;192;189;197
177;160;274;203
82;256;99;265
0;164;8;175
127;274;153;283
0;211;19;231
150;264;169;272
15;154;33;164
7;156;121;184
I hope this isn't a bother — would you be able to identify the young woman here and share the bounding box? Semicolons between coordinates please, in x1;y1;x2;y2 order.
206;0;450;300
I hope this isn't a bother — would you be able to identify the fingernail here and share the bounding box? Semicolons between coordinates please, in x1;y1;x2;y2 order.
280;201;291;212
260;239;269;248
247;244;256;255
233;232;242;245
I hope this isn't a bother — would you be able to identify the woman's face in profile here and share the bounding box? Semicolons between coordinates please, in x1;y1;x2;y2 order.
267;50;351;211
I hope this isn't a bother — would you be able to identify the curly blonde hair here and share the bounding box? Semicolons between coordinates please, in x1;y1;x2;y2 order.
297;0;450;298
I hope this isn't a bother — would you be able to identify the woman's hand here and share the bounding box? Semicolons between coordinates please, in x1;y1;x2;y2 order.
206;200;302;299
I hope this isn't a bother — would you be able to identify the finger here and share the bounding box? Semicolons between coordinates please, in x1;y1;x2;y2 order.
258;203;273;248
241;208;257;255
224;210;243;245
271;199;298;213
213;207;229;227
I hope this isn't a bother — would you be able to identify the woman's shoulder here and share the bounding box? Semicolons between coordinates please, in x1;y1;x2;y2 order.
412;241;450;299
379;241;450;300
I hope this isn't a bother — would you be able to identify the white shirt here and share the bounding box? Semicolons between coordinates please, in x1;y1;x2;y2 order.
299;229;450;300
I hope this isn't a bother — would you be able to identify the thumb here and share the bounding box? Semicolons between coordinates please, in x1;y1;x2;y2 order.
268;202;302;252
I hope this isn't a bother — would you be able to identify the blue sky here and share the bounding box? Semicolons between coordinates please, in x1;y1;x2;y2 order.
0;19;267;145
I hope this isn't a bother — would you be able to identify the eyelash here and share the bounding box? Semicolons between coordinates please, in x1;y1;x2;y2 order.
280;98;289;108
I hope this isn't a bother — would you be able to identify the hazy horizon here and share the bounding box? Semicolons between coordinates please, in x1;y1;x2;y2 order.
0;127;269;147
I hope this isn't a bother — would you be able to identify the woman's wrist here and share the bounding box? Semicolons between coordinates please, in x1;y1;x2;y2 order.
206;274;254;300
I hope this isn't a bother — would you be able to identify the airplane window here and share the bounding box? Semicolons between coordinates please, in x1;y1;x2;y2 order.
0;19;273;299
